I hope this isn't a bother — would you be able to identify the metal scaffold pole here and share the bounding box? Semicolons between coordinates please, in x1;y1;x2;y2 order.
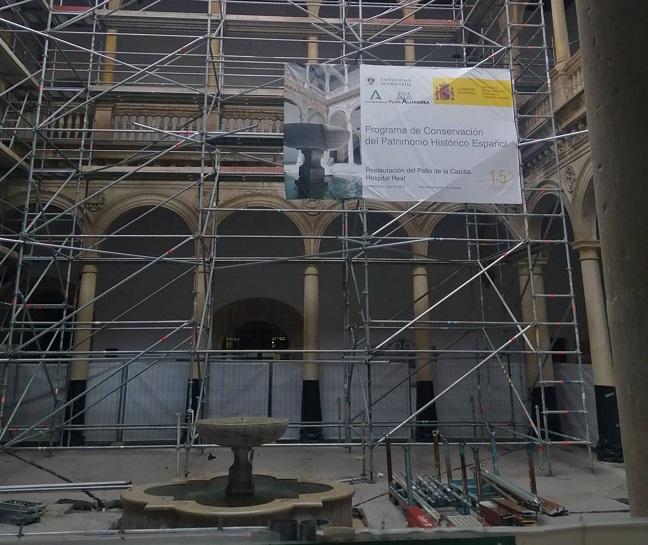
0;0;591;474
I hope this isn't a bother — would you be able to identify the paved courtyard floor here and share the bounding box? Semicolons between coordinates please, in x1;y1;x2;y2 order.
0;442;630;539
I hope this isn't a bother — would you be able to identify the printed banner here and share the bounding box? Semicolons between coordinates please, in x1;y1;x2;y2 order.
282;63;521;203
360;65;522;203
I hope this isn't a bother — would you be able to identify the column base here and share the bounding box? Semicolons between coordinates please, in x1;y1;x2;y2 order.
415;380;438;442
530;386;562;438
64;379;87;446
300;380;323;441
594;385;623;463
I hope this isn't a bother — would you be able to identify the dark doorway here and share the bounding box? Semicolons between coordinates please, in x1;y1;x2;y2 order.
221;321;290;418
223;321;289;359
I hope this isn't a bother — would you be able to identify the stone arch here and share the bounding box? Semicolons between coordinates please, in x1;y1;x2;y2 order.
2;190;92;237
525;179;561;214
284;97;303;122
326;65;346;90
571;159;597;240
315;201;422;243
94;192;197;238
525;179;579;243
212;297;304;353
329;109;348;123
306;109;325;124
422;202;519;241
92;205;195;355
578;178;597;240
217;193;311;254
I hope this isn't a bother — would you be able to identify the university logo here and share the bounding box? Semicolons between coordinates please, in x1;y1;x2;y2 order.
434;82;455;102
366;76;375;85
369;89;382;101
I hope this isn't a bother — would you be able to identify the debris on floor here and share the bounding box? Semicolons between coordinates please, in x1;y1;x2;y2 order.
0;500;45;526
386;432;568;528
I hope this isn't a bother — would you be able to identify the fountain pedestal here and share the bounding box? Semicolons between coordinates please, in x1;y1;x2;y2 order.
298;149;326;197
226;446;253;497
284;123;350;199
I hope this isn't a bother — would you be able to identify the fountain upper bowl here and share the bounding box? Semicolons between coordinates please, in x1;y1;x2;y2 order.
195;417;288;448
284;123;350;150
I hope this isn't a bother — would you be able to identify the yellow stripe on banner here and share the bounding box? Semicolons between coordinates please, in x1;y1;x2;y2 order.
432;77;513;107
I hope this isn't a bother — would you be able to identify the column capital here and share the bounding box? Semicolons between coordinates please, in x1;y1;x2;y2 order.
400;0;417;19
80;263;98;275
571;239;601;258
412;263;428;277
306;0;320;17
515;255;549;275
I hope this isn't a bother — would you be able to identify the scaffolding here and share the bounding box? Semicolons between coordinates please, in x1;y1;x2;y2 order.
0;0;591;479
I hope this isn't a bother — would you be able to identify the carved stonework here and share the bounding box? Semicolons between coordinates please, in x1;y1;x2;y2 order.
304;199;322;215
564;165;576;193
84;191;105;212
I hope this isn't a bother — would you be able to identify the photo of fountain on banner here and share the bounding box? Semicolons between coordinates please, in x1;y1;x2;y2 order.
283;63;363;200
283;63;522;204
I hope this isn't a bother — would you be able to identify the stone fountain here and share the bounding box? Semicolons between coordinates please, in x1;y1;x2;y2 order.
121;417;353;529
284;122;350;198
196;416;287;498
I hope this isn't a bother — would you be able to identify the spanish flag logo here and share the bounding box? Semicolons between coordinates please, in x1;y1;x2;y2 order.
433;77;513;107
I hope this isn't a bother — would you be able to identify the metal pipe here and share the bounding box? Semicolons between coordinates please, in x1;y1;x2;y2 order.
459;441;469;498
527;443;537;496
5;439;591;452
472;445;483;501
0;0;591;473
433;430;441;481
444;438;453;485
0;481;131;493
385;436;393;485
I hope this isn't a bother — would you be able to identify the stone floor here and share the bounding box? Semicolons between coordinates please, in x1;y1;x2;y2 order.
0;443;629;539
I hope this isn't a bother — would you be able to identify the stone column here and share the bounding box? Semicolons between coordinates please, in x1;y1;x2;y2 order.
66;263;98;445
402;4;416;65
101;31;118;84
301;263;322;440
516;257;561;434
550;0;570;65
499;2;524;79
100;0;121;85
307;36;318;64
208;36;221;91
572;240;621;461
576;0;648;514
208;1;222;90
307;1;320;65
412;263;437;441
404;39;416;65
346;117;354;164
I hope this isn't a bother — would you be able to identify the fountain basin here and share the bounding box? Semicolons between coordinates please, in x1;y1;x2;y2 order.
284;123;350;150
195;417;288;448
121;474;354;528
